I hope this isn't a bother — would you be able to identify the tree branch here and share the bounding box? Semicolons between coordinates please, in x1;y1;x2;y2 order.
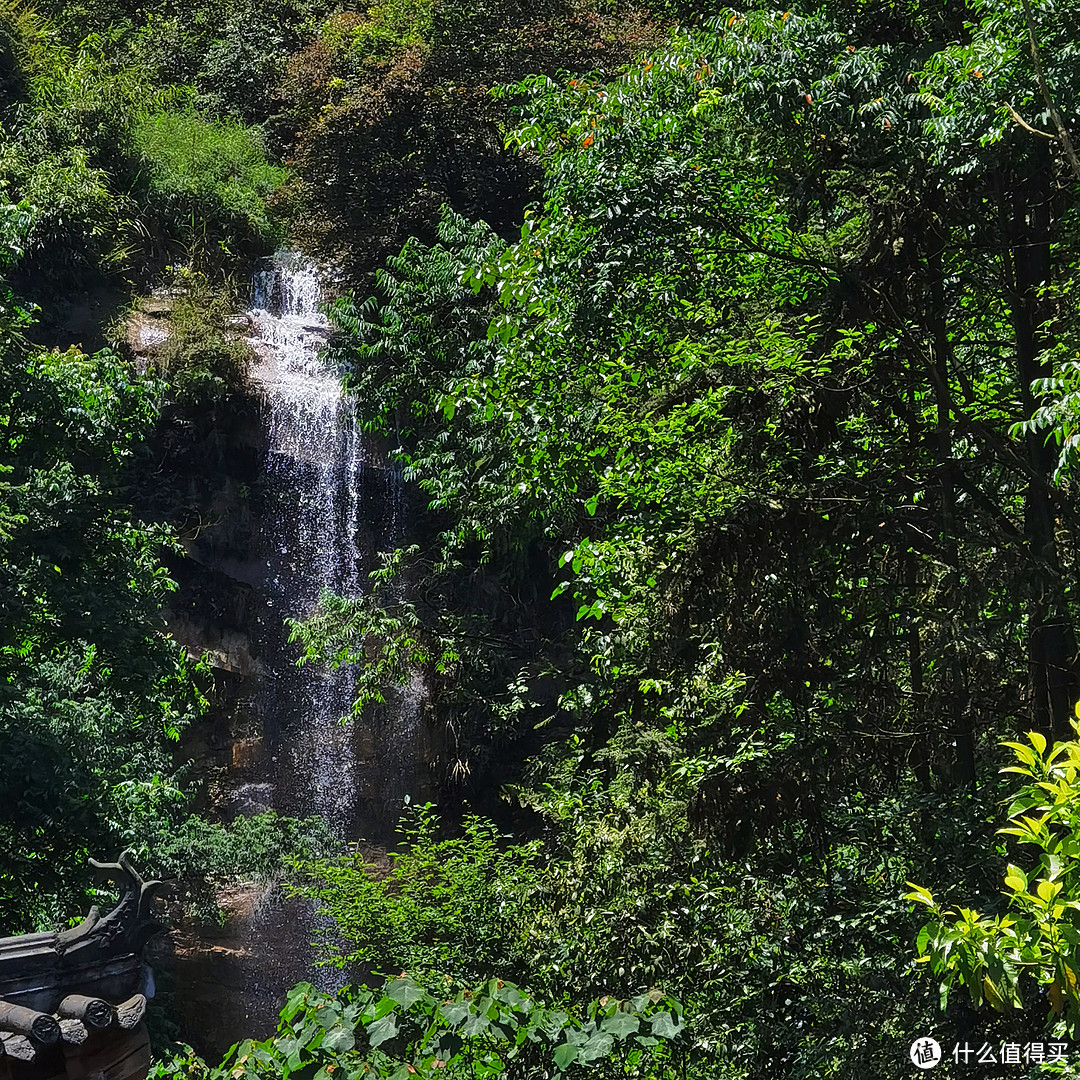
1002;100;1056;140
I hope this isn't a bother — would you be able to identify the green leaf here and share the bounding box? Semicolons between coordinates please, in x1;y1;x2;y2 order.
904;882;937;907
1005;864;1028;892
650;1011;684;1039
387;978;427;1010
553;1042;580;1071
579;1031;615;1062
600;1011;640;1039
366;1013;399;1049
439;1002;470;1026
321;1026;355;1054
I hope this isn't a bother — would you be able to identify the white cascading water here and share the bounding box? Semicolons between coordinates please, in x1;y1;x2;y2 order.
214;251;364;1031
246;252;364;835
167;253;427;1054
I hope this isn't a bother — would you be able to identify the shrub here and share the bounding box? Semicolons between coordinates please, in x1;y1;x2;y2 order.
343;0;433;66
291;803;542;981
149;268;253;403
909;719;1080;1032
153;974;685;1078
197;9;292;124
129;110;287;243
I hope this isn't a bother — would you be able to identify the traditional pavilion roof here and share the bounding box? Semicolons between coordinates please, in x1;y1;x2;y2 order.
0;853;162;1080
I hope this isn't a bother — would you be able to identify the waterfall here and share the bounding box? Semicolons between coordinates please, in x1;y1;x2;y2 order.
165;252;429;1056
244;252;364;835
186;251;426;1041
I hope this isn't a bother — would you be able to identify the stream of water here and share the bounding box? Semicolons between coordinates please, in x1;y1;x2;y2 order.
247;252;366;835
205;252;424;1037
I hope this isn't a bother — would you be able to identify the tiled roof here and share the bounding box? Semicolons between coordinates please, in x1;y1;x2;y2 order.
0;994;147;1063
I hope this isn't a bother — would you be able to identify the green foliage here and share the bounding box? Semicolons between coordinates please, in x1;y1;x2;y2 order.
0;201;317;933
153;974;684;1079
129;110;286;244
0;0;289;284
9;0;1080;1072
281;0;659;272
0;322;199;927
1015;354;1080;481
301;2;1080;1076
289;582;459;714
145;806;331;925
345;0;433;66
0;27;156;275
194;2;296;123
909;720;1080;1031
292;803;541;978
148;267;254;403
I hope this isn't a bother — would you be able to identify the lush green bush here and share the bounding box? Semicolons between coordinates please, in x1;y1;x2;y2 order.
0;0;288;279
0;23;155;275
153;974;685;1079
346;0;433;65
0;327;197;927
910;720;1080;1033
293;803;541;980
122;792;332;926
194;0;300;123
129;110;286;244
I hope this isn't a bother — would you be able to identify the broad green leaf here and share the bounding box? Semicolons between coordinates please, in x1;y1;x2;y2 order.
553;1043;579;1071
601;1011;640;1039
321;1026;354;1054
366;1013;399;1049
387;978;427;1010
650;1011;685;1039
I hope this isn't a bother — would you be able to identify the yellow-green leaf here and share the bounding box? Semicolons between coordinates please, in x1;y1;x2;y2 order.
904;882;936;907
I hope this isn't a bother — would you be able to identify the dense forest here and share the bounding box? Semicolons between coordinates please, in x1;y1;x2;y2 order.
7;0;1080;1074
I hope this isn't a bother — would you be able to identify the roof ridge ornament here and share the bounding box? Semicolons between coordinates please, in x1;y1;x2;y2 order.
54;851;165;959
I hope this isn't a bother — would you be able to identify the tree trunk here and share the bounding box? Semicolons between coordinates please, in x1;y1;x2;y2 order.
926;228;975;783
1005;150;1078;740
